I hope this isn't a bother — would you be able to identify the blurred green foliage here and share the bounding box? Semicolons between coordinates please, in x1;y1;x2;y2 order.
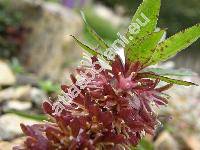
97;0;200;34
88;0;199;75
5;110;48;121
10;57;25;74
136;139;154;150
0;0;26;58
129;139;154;150
39;80;60;94
96;0;200;50
83;8;120;45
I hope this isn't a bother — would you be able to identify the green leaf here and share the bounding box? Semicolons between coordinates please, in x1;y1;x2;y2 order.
72;35;111;62
71;35;99;56
38;80;60;94
126;0;161;40
146;24;200;66
125;30;165;63
6;110;48;121
143;68;194;76
139;73;198;86
135;139;154;150
81;11;109;50
10;57;25;74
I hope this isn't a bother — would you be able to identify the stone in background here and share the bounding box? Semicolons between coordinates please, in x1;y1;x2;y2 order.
1;0;83;81
0;60;16;86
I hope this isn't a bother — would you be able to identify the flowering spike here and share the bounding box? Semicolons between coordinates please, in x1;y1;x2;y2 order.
14;0;199;149
14;55;178;149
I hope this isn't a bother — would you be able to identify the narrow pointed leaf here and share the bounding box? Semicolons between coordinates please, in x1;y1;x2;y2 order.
72;35;110;62
139;73;198;86
143;68;195;76
126;0;160;40
125;30;165;63
81;12;109;50
6;110;48;121
146;24;200;66
71;35;99;56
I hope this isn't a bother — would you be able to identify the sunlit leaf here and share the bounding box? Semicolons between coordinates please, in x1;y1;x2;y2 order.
143;68;195;76
146;24;200;66
125;30;165;63
126;0;160;40
139;73;198;86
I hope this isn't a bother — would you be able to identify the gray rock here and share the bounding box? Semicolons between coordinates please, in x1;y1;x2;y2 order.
0;85;47;107
155;131;179;150
3;100;32;111
0;86;31;102
0;137;25;150
0;114;40;140
16;74;39;86
14;85;32;101
0;60;16;86
184;135;200;150
0;88;15;103
175;133;200;150
29;87;47;107
2;0;83;81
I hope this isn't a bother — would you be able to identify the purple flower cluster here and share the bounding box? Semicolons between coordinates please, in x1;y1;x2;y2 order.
14;55;172;149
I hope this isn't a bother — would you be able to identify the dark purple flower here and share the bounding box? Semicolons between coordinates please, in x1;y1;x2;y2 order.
14;55;173;149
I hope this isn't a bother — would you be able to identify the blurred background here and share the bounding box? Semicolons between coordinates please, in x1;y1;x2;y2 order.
0;0;199;149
